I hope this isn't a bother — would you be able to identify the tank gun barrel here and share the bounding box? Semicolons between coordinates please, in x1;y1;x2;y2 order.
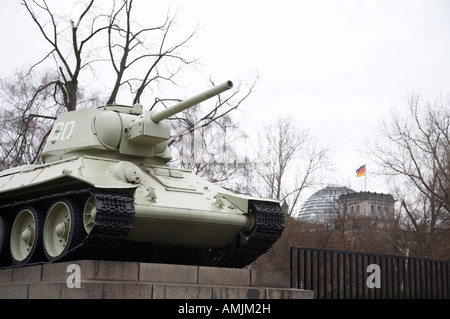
150;80;233;123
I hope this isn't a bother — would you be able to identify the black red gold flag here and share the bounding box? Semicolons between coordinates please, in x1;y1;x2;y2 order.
356;165;366;177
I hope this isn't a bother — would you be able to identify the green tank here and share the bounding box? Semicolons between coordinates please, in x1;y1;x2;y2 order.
0;81;284;269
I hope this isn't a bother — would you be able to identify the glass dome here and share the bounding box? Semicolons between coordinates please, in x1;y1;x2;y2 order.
297;186;355;222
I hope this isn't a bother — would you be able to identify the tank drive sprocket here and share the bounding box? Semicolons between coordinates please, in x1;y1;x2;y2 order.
220;200;285;268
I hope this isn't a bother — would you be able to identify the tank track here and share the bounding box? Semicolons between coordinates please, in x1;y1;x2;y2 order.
63;188;135;260
1;190;283;269
221;200;285;268
0;188;135;269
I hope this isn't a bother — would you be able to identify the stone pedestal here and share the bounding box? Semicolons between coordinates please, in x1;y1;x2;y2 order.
0;260;313;299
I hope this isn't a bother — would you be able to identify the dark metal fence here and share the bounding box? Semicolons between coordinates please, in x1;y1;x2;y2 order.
290;246;450;299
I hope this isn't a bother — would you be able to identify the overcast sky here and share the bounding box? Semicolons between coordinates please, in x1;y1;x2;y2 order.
1;0;450;198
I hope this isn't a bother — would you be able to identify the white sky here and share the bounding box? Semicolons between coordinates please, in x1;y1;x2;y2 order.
1;0;450;199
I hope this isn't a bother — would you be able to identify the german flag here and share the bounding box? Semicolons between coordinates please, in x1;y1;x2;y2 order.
356;165;366;177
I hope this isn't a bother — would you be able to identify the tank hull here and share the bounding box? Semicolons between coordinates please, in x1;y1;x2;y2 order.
0;156;284;268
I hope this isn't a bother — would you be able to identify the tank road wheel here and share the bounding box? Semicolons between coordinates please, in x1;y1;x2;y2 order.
43;199;84;261
10;207;43;265
195;233;247;267
196;247;227;266
83;195;97;233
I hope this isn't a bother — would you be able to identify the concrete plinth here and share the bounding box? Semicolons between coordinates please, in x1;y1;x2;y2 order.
0;260;313;299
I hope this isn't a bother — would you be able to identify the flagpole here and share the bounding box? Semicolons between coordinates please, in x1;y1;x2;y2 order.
365;164;367;192
356;164;367;192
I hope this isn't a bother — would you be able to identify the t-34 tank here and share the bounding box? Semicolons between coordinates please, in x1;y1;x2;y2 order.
0;81;284;268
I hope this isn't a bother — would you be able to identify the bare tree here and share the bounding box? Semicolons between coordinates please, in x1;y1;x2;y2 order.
370;93;450;259
165;79;256;147
104;0;197;105
21;0;198;110
0;69;63;168
168;86;256;193
253;116;331;216
22;0;105;111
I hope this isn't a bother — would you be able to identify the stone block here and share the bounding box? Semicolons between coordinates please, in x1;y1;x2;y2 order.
102;282;153;299
42;261;73;282
79;260;139;281
29;282;62;299
12;265;42;283
43;260;139;282
153;284;212;299
0;283;29;299
0;268;12;283
198;266;250;286
251;270;290;288
139;262;198;284
212;286;265;299
61;282;105;299
265;288;314;299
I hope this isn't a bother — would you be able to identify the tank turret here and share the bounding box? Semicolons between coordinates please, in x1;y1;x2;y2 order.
41;81;233;165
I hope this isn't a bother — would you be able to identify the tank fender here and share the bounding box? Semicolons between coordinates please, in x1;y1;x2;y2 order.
218;193;281;213
218;193;282;235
